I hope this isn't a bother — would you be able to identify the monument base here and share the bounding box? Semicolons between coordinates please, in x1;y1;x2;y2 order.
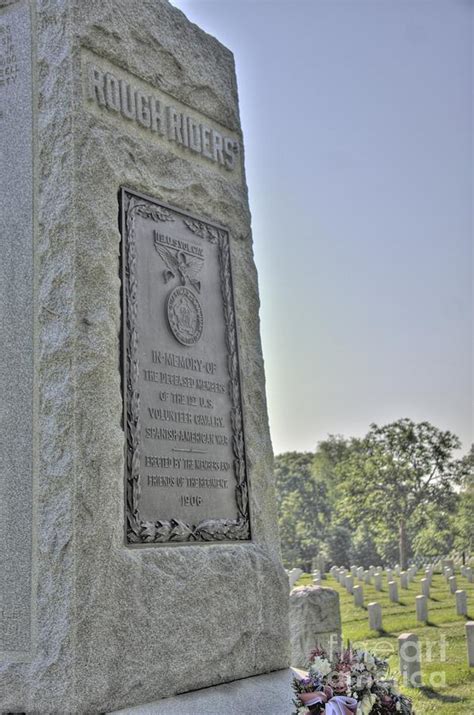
110;669;295;715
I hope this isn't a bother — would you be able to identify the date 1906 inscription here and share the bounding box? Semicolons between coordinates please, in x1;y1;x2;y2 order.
121;189;250;544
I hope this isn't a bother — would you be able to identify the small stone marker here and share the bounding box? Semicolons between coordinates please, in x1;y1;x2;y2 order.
374;573;382;591
368;602;382;631
386;568;393;582
398;633;422;687
420;578;430;598
364;570;371;584
288;568;303;590
449;575;458;594
313;576;322;586
445;567;453;582
353;584;364;607
456;590;468;616
388;580;399;603
369;565;375;577
357;566;364;581
443;558;455;572
394;565;401;576
416;595;428;623
400;571;409;589
345;575;354;594
465;567;473;583
350;565;357;577
466;622;474;667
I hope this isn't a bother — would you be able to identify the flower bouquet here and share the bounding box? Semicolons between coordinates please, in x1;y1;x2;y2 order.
292;646;413;714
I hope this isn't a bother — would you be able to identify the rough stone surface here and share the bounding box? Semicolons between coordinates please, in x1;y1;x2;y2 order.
109;669;295;715
289;587;341;668
0;0;35;659
0;1;290;713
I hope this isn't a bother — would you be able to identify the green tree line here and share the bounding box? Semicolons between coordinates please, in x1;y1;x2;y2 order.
275;418;473;571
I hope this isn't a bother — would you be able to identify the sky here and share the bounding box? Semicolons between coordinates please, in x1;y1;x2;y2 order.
171;0;473;456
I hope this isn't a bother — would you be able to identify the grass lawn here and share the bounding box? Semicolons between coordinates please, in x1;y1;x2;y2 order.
296;569;474;714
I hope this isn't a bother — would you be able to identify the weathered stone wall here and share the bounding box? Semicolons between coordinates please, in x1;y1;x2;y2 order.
0;1;289;713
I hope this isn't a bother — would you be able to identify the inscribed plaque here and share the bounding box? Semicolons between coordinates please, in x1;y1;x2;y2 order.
121;189;250;544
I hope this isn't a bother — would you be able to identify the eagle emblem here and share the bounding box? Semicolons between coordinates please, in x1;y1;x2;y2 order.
153;238;203;294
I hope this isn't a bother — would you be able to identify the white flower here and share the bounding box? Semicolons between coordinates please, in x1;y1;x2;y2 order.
363;653;376;669
357;693;377;715
310;656;332;677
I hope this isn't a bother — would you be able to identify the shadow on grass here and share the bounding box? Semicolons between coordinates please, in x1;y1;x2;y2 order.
425;620;439;627
419;686;462;704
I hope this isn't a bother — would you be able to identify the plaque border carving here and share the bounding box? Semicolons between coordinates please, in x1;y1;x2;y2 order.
120;188;251;545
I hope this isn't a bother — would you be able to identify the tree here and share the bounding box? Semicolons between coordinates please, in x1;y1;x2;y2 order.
453;444;474;558
274;451;330;570
337;419;464;569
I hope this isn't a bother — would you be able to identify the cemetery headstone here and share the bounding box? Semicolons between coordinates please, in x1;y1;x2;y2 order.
466;622;474;667
388;581;399;603
398;633;422;687
415;595;428;623
0;1;289;712
289;568;304;590
374;573;382;591
456;590;468;616
400;571;409;589
420;578;430;598
353;584;364;608
290;587;342;668
364;570;371;584
449;576;458;594
345;575;354;594
368;602;382;631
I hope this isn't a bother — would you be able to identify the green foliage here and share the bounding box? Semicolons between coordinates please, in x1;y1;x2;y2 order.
274;451;330;569
336;419;463;568
274;420;471;570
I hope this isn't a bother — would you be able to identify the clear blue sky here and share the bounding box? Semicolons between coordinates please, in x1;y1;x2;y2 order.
171;0;473;455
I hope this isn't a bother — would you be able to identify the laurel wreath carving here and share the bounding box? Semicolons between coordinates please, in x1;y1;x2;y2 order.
124;194;250;544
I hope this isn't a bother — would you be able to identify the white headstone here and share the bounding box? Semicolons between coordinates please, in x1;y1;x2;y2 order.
289;568;304;590
388;581;398;603
345;575;354;594
466;622;474;667
420;578;430;598
368;602;382;631
398;633;422;687
449;575;458;594
456;590;468;616
400;571;409;589
364;570;371;584
416;595;428;623
353;584;364;607
374;573;382;591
